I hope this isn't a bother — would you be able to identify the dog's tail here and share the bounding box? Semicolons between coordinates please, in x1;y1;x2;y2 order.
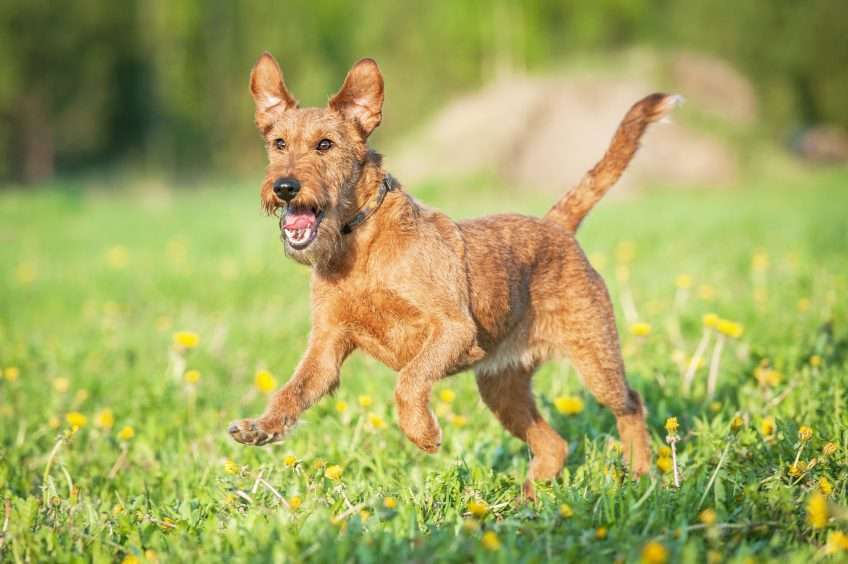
544;93;682;233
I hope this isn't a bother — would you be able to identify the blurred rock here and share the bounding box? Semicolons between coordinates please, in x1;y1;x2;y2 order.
669;51;758;125
791;126;848;163
390;68;739;194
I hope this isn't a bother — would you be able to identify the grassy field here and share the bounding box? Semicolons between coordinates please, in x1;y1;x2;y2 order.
1;166;848;563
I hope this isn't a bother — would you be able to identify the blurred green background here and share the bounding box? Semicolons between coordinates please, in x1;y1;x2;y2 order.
1;0;847;184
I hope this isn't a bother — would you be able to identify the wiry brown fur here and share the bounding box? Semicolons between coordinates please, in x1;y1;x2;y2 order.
229;52;679;498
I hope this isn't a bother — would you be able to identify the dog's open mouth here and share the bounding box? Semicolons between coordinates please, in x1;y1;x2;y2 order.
283;207;324;250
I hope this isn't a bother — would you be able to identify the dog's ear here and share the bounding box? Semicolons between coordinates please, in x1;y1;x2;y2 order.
329;58;384;137
250;52;297;127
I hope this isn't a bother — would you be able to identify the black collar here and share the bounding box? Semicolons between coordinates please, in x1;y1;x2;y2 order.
341;174;396;235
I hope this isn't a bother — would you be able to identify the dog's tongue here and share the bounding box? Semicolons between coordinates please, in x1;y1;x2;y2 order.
284;209;316;230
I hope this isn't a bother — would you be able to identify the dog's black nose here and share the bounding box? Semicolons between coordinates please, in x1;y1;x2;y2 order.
273;177;300;202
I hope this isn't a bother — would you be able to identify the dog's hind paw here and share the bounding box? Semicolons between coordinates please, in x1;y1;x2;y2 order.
227;417;284;446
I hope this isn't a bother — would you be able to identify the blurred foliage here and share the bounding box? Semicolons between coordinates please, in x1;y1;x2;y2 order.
0;0;846;183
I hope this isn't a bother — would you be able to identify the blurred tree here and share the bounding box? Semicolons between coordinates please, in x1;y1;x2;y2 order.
0;0;845;184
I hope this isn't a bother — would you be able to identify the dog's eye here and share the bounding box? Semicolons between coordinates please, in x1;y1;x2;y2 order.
316;139;333;152
274;138;286;151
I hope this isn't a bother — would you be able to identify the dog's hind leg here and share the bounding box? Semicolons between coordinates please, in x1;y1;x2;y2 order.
475;366;567;500
559;275;651;477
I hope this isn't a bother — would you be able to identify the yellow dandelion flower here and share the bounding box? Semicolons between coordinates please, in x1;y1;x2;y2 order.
48;416;60;429
3;367;19;382
15;262;37;285
826;531;848;554
439;388;456;403
703;313;720;328
384;497;398;509
450;414;468;428
616;240;636;264
368;412;387;430
698;285;716;301
481;531;501;551
765;370;782;387
54;377;70;393
335;400;348;413
656;456;673;474
760;416;776;437
751;251;769;272
822;442;838;456
435;402;451;417
254;370;277;394
595;527;608;540
312;458;326;469
96;409;114;429
462;518;480;532
223;459;240;475
630;322;652;337
559;504;574;518
66;411;87;428
699;508;717;525
799;425;813;441
658;446;672;458
788;461;807;477
117;426;135;441
641;541;668;564
184;369;201;384
467;499;488;518
172;331;199;350
819;477;834;496
289;495;302;510
675;274;693;290
665;417;679;434
358;394;373;408
716;319;743;339
731;415;745;432
283;454;297;467
809;355;822;368
105;245;130;269
807;492;828;529
324;464;343;481
554;395;584;415
121;555;140;564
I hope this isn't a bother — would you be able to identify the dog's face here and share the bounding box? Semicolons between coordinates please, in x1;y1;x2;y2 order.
249;52;384;267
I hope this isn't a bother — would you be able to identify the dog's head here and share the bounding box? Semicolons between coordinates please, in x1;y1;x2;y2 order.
249;52;384;267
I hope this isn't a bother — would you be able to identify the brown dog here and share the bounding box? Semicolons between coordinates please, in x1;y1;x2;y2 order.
229;52;679;497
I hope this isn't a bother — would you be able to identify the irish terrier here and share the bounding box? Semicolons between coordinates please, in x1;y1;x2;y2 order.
229;52;680;498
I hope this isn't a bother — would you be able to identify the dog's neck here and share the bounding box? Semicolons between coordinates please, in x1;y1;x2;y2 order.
314;152;414;280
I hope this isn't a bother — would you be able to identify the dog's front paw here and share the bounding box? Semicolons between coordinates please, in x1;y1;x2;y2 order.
227;417;288;446
398;408;442;453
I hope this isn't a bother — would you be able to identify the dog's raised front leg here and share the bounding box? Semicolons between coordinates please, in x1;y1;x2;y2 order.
394;317;476;453
229;329;351;446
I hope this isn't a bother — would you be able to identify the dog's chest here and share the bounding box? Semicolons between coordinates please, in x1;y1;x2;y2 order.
332;288;428;371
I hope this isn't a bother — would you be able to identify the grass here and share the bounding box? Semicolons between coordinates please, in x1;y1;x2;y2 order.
1;165;847;563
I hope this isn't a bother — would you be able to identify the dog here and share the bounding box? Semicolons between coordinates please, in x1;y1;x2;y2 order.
229;52;680;498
